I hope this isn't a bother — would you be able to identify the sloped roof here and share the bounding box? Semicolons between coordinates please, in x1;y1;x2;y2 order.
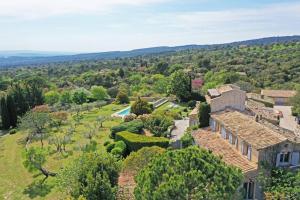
211;110;287;150
261;90;296;98
192;129;258;175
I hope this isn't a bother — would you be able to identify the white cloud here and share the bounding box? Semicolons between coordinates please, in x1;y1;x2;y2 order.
0;0;168;19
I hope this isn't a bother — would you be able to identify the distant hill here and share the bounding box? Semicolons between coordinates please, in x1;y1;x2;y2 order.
0;35;299;68
0;50;74;58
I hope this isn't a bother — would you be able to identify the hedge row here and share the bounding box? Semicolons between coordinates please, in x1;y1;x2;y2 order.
115;131;169;152
110;119;144;138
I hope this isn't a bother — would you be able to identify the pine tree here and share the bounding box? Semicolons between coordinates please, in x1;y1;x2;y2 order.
6;95;17;127
0;97;10;129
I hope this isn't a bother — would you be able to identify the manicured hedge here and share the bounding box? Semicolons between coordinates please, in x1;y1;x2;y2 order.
115;131;169;152
110;119;144;138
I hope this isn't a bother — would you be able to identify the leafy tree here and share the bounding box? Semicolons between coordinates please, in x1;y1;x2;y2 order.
23;147;56;184
198;102;210;127
131;97;153;116
19;110;50;148
60;91;73;106
144;115;173;137
134;146;243;200
49;129;72;153
122;146;165;174
0;96;10;129
90;85;109;101
168;70;191;102
118;68;125;78
50;111;69;128
44;90;60;105
116;91;129;104
152;74;169;94
72;90;88;105
155;62;169;74
180;131;194;148
96;116;108;128
258;168;300;199
57;152;120;200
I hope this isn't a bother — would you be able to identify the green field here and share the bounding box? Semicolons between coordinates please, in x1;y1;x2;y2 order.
0;103;127;200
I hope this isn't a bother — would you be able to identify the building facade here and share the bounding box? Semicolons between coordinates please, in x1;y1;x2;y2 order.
261;90;296;105
205;84;246;113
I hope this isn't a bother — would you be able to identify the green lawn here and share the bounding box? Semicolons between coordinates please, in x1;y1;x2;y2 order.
0;103;127;200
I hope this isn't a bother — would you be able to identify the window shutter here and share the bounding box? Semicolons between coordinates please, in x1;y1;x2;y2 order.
276;153;280;167
247;145;252;160
291;152;300;166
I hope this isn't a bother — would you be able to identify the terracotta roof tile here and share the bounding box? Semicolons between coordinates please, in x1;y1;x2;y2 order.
211;110;287;149
192;129;258;175
261;90;296;98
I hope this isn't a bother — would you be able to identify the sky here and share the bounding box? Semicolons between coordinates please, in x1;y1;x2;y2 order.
0;0;300;52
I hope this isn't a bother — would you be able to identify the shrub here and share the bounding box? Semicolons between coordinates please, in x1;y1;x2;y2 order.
144;115;173;137
111;147;123;157
114;141;126;150
9;128;17;135
187;100;196;108
123;113;136;122
131;97;153;116
110;119;144;138
180;132;194;148
122;146;165;174
115;131;169;152
106;143;115;152
104;141;111;146
116;91;129;104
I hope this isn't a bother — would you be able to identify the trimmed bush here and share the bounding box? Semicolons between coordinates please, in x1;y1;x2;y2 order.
111;147;123;157
103;141;111;146
110;119;144;138
106;143;115;152
114;141;126;150
115;131;169;152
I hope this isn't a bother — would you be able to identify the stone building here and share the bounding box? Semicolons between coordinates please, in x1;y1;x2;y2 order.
205;84;246;113
193;110;300;199
261;90;296;105
192;84;300;199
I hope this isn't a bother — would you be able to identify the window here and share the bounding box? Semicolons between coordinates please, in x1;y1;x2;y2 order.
243;181;255;199
242;142;248;156
276;152;291;166
280;152;290;163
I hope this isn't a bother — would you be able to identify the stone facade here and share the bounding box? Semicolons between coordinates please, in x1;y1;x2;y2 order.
206;84;246;113
208;111;300;200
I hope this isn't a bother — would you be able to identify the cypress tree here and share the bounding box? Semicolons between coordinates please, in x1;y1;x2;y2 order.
0;97;10;129
7;95;17;127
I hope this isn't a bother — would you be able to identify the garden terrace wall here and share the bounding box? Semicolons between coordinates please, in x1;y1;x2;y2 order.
115;131;169;151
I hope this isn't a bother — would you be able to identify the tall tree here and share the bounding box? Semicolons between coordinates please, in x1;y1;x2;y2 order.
198;102;211;128
168;70;191;102
134;146;243;200
6;95;17;127
0;97;10;129
90;85;109;101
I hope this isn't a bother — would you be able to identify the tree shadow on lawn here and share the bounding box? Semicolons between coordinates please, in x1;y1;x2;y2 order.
23;179;55;199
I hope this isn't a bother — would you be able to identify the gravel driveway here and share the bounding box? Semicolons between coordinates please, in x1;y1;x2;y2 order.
274;106;298;131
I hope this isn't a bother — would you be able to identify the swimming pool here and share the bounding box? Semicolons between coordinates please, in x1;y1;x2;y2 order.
112;107;131;118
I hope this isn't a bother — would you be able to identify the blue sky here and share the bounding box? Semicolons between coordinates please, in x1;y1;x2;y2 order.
0;0;300;52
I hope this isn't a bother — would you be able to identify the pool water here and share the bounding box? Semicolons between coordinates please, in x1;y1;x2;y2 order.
117;107;131;117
